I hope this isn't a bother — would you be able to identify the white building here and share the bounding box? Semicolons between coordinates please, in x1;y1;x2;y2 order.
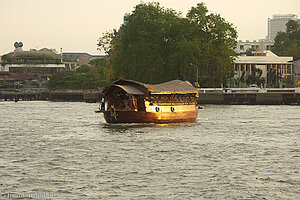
267;14;298;41
236;40;274;54
234;51;293;86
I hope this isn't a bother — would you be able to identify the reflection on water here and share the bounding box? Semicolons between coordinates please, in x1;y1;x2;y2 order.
0;101;299;199
102;122;194;132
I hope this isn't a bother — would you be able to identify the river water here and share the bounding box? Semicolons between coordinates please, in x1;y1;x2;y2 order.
0;101;299;199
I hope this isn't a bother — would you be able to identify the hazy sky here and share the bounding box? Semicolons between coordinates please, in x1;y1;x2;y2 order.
1;0;299;55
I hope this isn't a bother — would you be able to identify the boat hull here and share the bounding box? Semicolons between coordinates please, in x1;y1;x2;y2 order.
103;110;199;123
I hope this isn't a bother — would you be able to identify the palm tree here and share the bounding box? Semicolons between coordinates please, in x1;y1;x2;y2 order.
246;68;264;86
267;68;281;87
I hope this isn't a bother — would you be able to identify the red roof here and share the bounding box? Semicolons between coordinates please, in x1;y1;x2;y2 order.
0;72;32;81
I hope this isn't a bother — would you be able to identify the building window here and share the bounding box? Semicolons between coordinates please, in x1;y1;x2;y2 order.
240;45;244;50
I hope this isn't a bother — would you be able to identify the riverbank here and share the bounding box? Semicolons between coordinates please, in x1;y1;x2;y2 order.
0;90;102;103
1;89;300;105
197;92;300;105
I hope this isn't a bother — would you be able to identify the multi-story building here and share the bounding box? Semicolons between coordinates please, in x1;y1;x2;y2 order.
1;46;65;87
236;40;274;54
267;14;298;41
1;48;65;73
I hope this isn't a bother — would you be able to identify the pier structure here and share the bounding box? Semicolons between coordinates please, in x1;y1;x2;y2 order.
1;88;300;105
0;90;102;103
197;88;300;105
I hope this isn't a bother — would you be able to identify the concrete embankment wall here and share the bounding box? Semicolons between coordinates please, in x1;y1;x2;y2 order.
0;90;102;103
1;90;300;105
198;93;300;105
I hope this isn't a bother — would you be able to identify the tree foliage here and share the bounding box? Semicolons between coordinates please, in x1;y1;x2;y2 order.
245;68;264;86
272;20;300;58
47;58;109;90
97;2;237;87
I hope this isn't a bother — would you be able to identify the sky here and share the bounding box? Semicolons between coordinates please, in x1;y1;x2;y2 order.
1;0;299;55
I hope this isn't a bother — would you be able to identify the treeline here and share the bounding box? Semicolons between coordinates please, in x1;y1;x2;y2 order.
98;2;237;87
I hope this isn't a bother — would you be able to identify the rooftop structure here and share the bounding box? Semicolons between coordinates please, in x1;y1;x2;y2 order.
2;48;62;65
235;51;292;64
236;40;274;54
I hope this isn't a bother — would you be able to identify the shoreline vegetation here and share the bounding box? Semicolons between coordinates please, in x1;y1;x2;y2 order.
47;62;108;90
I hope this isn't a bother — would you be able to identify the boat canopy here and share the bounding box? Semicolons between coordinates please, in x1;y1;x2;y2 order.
104;84;145;96
102;79;197;97
146;80;197;94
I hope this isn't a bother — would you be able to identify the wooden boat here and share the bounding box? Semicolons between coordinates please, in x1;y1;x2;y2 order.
100;79;199;123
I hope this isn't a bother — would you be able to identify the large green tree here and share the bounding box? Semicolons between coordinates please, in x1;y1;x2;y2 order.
98;2;237;87
272;20;300;58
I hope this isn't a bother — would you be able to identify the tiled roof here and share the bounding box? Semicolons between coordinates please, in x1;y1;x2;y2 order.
0;72;32;81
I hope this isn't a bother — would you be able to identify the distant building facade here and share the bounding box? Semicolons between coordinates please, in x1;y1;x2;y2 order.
62;52;107;71
267;14;298;41
236;40;274;54
234;51;293;87
1;45;65;86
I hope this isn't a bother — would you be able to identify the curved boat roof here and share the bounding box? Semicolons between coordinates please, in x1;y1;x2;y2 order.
146;80;196;94
102;79;197;96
